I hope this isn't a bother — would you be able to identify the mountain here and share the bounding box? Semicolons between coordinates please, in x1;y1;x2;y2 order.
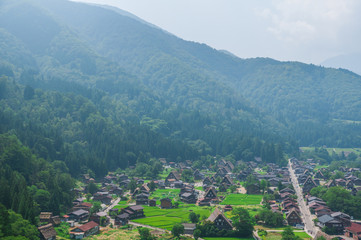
321;53;361;76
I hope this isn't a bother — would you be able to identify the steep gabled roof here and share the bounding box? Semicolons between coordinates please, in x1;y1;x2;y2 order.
207;208;232;227
38;223;56;239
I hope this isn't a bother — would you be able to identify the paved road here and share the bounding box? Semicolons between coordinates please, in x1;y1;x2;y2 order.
104;197;121;213
288;159;318;239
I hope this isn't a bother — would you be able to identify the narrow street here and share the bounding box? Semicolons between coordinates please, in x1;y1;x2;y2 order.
288;159;318;239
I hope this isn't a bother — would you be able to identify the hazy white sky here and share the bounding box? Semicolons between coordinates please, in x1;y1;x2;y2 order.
73;0;361;65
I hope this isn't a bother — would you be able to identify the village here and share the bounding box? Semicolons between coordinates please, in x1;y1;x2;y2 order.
36;156;361;240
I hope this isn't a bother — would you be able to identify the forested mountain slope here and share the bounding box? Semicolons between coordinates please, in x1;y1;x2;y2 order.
24;0;361;147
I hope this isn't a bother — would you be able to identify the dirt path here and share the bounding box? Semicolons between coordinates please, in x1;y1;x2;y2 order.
128;221;167;233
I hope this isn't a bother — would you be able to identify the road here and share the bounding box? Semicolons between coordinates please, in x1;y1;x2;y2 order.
288;159;318;239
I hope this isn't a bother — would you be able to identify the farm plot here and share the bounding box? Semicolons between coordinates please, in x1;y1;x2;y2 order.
220;194;263;205
132;205;213;230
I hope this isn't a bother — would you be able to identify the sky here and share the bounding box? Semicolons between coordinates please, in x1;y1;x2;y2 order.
73;0;361;67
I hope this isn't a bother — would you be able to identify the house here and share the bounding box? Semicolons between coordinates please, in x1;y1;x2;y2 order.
221;175;233;186
204;187;218;201
225;161;235;171
203;177;213;186
286;209;303;226
345;222;361;240
68;209;89;222
121;206;144;219
118;174;128;182
149;199;157;206
302;176;317;193
182;223;196;235
180;192;198;204
219;183;228;192
346;180;354;189
136;193;149;205
38;223;57;240
140;183;150;194
207;208;233;230
331;212;351;227
115;213;129;226
89;212;110;226
160;198;172;209
335;179;347;187
247;183;260;194
280;188;295;195
237;171;248;181
193;169;204;180
317;215;344;234
315;170;325;179
93;192;112;205
40;212;53;224
70;221;99;239
165;171;181;185
224;205;233;212
325;179;337;188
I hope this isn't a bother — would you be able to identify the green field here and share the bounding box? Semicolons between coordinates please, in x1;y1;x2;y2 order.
220;194;263;205
132;205;213;230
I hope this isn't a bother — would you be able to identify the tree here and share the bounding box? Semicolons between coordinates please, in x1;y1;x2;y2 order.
90;201;101;214
88;182;98;195
149;181;156;192
281;226;301;240
229;185;237;193
138;227;155;240
172;223;184;238
231;207;254;237
128;179;137;193
189;212;200;223
193;229;201;240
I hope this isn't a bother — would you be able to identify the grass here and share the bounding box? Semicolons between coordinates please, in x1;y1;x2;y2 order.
132;205;213;230
150;188;181;204
204;238;254;240
300;147;361;155
112;200;129;210
220;194;263;205
264;231;311;240
87;227;139;240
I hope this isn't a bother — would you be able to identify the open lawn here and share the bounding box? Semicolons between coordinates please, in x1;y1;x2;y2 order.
132;205;213;230
220;194;263;205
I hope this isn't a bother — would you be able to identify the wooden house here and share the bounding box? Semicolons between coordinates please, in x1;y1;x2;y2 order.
160;198;172;209
314;170;325;179
165;171;181;185
302;176;317;193
149;199;157;206
70;221;99;239
115;213;129;226
89;212;110;226
193;169;204;180
121;206;144;219
221;175;233;186
286;209;302;226
207;208;233;230
204;187;218;201
182;223;196;235
68;209;89;222
203;177;213;186
345;222;361;240
325;179;337;188
180;192;197;204
317;215;344;234
38;223;57;240
246;183;260;194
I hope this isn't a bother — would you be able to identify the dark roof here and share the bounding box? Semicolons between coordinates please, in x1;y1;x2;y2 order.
318;215;334;224
129;205;144;211
71;209;88;216
77;221;99;232
331;212;351;219
39;212;52;220
117;213;129;219
207;208;233;227
38;223;56;239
